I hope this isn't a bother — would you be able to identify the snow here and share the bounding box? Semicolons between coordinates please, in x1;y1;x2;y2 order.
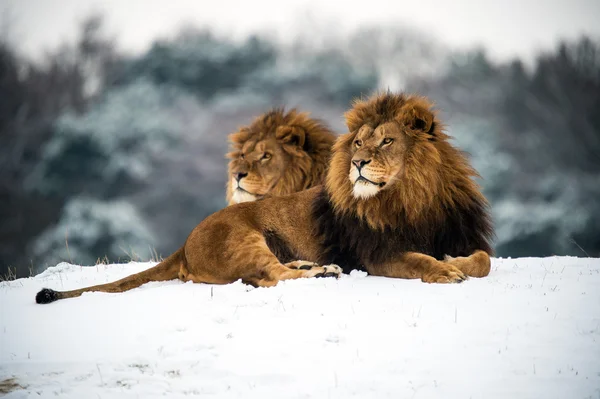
1;257;599;398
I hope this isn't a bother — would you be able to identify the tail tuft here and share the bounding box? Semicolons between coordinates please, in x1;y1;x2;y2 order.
36;288;59;304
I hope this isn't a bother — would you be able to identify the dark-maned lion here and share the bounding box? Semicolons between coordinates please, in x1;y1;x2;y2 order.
36;92;494;304
226;108;335;205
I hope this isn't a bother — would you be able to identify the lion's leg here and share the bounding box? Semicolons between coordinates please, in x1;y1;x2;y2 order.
234;233;338;286
444;250;491;278
243;263;342;287
366;252;467;284
183;230;340;287
179;266;234;285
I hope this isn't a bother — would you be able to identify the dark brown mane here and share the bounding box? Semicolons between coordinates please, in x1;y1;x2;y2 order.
315;92;494;271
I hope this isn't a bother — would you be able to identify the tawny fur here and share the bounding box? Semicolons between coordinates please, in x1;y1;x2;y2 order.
36;92;494;304
226;108;335;205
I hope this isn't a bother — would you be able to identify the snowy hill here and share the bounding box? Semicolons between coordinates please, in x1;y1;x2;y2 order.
1;257;599;398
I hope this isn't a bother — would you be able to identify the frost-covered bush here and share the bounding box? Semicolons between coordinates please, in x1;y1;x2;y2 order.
247;49;378;106
26;80;184;198
494;173;600;257
114;29;383;108
116;31;277;99
32;197;156;269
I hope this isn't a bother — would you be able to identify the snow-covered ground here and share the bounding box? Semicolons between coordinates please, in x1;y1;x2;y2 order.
1;257;599;398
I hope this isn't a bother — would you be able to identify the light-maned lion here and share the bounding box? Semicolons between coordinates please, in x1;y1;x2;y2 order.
226;108;335;205
36;92;494;304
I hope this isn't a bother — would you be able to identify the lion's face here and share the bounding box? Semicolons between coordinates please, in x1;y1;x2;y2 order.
227;136;289;203
326;93;445;225
326;92;485;230
348;121;410;199
226;108;335;205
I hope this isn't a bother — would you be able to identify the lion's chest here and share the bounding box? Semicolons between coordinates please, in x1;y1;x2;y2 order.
312;194;490;274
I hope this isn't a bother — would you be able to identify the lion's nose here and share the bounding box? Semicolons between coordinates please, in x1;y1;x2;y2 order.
352;159;371;170
234;172;248;182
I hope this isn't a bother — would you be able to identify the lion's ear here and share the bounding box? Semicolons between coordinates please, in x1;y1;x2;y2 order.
276;125;306;148
401;102;435;134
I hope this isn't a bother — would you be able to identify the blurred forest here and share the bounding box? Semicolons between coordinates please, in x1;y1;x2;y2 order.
1;16;599;277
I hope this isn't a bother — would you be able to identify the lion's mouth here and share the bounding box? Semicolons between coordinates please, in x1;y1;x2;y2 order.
355;176;386;188
235;186;265;198
235;186;255;195
231;185;264;204
236;180;270;196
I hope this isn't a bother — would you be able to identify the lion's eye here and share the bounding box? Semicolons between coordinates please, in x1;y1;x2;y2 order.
261;153;272;161
382;137;394;145
354;140;362;148
240;153;245;159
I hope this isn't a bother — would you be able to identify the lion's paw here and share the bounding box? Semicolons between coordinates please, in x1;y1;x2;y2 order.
285;260;319;270
314;264;342;279
422;264;467;284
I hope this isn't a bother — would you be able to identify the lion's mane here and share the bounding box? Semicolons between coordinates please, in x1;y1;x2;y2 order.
312;92;494;273
227;108;336;200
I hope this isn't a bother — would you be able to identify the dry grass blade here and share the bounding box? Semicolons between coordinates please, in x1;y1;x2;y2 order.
0;378;23;394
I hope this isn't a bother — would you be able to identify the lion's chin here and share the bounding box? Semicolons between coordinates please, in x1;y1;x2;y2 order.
352;181;381;199
231;189;259;204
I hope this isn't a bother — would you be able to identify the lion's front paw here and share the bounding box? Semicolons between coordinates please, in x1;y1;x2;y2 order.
314;264;342;279
285;260;319;270
422;264;467;284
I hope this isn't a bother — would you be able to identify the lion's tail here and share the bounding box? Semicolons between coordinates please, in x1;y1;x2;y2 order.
35;247;184;304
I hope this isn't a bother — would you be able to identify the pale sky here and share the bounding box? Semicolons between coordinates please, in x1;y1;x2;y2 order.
3;0;600;62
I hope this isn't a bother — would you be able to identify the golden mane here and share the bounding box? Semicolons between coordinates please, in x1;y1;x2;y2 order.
226;108;335;203
326;92;490;231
